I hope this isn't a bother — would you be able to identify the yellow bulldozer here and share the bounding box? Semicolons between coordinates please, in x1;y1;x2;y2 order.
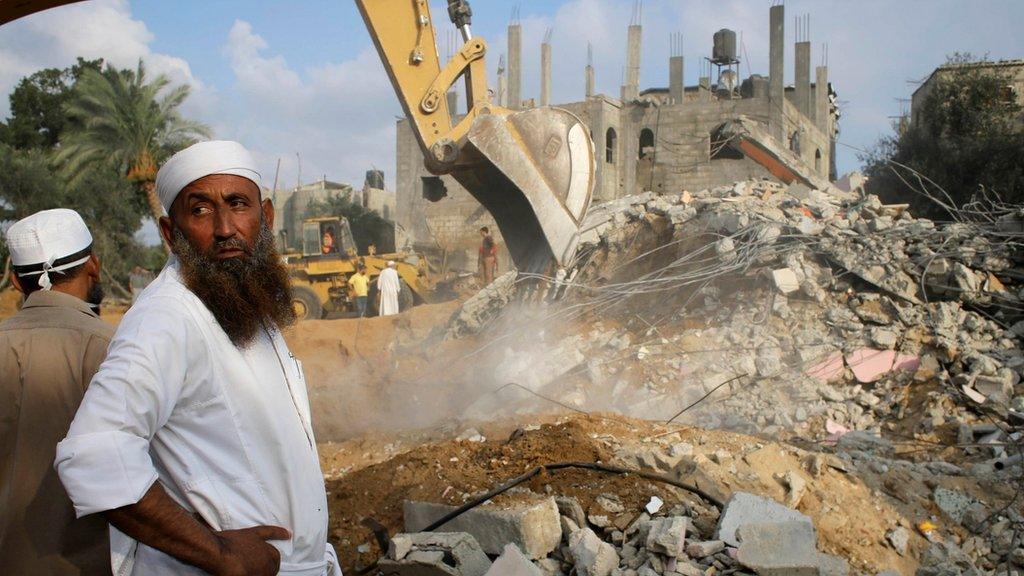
283;216;430;320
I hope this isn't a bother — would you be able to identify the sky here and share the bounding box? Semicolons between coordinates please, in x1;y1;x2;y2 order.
2;0;1023;196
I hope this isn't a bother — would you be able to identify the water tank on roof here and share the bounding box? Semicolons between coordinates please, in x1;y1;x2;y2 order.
712;29;737;64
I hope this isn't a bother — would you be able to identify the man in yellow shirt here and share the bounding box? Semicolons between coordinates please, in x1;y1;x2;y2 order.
348;265;370;317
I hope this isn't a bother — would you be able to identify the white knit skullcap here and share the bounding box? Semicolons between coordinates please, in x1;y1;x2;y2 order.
6;209;93;291
155;140;262;214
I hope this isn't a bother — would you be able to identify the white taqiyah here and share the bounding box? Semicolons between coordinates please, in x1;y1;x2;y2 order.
155;140;262;214
6;208;93;290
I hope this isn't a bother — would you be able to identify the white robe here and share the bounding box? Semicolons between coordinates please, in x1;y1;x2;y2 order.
377;267;401;316
55;259;341;576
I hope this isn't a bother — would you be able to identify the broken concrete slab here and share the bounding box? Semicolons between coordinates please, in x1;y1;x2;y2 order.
736;521;820;576
379;532;492;576
404;496;561;559
568;528;619;576
645;516;687;557
715;492;814;547
772;268;801;294
484;543;542;576
684;539;725;558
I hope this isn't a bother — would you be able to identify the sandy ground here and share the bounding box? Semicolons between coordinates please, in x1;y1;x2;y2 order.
319;414;956;575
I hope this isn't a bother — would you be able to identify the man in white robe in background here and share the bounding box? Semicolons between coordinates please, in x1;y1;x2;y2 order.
55;140;341;576
377;261;401;316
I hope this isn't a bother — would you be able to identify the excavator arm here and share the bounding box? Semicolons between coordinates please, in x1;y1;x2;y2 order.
356;0;596;273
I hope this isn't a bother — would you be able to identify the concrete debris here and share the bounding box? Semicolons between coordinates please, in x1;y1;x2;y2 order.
445;271;518;339
568;528;619;576
404;495;561;559
379;532;492;576
735;521;820;576
716;492;814;547
367;175;1024;576
484;543;542;576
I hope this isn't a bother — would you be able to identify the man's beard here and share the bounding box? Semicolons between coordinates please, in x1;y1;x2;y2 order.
86;281;104;315
172;222;297;347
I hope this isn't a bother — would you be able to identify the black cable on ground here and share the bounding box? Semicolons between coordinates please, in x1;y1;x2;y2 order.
355;460;724;575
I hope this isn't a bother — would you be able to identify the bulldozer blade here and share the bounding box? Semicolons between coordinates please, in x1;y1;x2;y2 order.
451;107;595;273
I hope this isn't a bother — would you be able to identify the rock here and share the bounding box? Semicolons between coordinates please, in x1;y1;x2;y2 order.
484;543;542;576
716;492;814;547
671;560;705;576
962;502;990;534
568;528;619;576
535;558;563;576
379;532;492;576
446;271;518;339
779;470;808;508
772;268;801;294
918;542;983;576
685;540;725;558
736;521;820;576
645;516;688;557
932;488;974;525
560;516;580;542
596;494;625;515
817;553;849;576
404;496;561;559
555;496;587;529
886;527;909;556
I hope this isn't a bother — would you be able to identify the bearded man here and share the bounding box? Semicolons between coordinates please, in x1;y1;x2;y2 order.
56;141;341;576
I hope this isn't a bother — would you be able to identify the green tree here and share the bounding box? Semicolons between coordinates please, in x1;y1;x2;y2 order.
0;58;103;150
56;59;211;225
862;54;1024;219
0;142;151;293
305;191;393;253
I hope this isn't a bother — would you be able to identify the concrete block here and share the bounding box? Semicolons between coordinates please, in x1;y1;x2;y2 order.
568;528;619;576
379;532;492;576
715;492;814;547
736;521;820;576
645;517;687;557
484;543;542;576
684;540;725;558
404;496;561;559
772;268;801;294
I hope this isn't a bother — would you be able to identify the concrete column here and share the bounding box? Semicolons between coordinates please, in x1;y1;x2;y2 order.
768;4;785;144
624;24;642;100
585;65;595;98
699;76;711;102
815;65;829;136
508;24;522;109
669;56;684;105
795;41;811;118
497;69;507;107
541;42;551;107
446;90;459;116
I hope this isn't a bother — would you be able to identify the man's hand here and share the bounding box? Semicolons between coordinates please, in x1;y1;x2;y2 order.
213;525;291;576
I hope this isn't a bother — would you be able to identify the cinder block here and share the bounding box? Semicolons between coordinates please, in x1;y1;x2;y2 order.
736;521;820;576
715;492;814;547
404;496;561;559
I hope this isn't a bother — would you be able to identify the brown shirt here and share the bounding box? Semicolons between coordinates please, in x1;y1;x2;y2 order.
0;290;114;575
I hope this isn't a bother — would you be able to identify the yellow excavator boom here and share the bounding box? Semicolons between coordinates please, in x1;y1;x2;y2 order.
355;0;596;273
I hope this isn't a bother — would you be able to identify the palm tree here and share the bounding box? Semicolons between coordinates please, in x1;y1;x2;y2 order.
57;59;211;227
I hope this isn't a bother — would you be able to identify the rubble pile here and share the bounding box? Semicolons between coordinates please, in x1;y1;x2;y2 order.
331;416;1001;576
402;178;1024;574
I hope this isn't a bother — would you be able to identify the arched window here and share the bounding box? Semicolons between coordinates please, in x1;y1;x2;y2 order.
639;128;655;159
789;131;801;155
605;128;617;164
814;149;822;172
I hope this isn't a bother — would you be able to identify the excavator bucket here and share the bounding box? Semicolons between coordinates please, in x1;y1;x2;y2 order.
452;107;595;273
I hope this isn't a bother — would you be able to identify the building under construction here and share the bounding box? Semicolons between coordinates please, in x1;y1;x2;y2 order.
395;3;840;271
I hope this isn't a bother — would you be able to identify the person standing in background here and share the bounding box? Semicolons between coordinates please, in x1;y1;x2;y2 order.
1;209;112;575
478;226;498;285
377;261;401;316
348;265;370;317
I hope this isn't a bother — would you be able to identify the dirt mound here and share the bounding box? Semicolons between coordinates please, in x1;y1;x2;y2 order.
321;414;989;575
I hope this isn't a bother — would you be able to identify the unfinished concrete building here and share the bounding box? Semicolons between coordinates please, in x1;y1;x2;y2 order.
395;4;839;272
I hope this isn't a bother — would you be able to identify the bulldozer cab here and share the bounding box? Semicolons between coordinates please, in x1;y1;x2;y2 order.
302;217;357;258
